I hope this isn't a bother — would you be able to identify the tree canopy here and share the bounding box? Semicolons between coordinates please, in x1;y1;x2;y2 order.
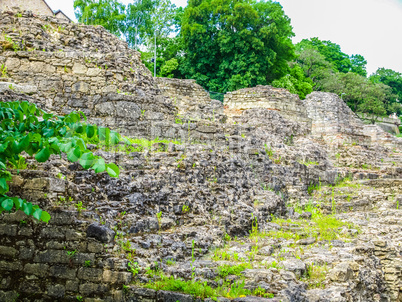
180;0;295;93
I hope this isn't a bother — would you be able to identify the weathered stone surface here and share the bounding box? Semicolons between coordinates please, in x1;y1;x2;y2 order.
87;223;116;243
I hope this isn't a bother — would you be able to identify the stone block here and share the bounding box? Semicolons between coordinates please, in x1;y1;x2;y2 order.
19;246;35;260
49;265;77;280
0;224;17;236
34;249;69;264
40;227;65;239
66;280;79;292
329;262;354;282
24;263;49;277
102;270;132;284
157;290;194;302
0;260;22;271
47;284;65;298
77;267;103;282
0;246;18;258
72;63;88;75
87;241;104;253
79;282;109;296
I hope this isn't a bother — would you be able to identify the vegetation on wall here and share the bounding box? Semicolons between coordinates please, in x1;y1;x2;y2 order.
0;101;120;221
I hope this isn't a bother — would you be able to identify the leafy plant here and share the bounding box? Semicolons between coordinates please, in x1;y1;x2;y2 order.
84;260;91;267
127;261;140;276
0;101;120;222
0;64;7;78
74;201;86;213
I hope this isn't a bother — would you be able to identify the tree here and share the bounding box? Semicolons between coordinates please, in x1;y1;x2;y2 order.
370;68;402;114
296;38;367;77
74;0;127;37
271;64;313;99
295;47;334;91
125;0;155;47
0;101;120;222
180;0;295;93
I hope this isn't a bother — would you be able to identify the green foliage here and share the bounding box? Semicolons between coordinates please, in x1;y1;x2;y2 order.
160;58;179;78
271;64;313;99
217;263;251;278
181;0;295;93
297;38;367;76
370;68;402;114
127;261;140;276
144;273;267;299
74;0;127;37
0;101;120;222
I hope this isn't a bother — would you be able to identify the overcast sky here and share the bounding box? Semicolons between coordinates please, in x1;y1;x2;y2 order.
46;0;402;76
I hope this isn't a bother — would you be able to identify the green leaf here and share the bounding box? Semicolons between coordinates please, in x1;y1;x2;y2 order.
59;141;73;153
33;208;43;220
92;158;106;173
43;128;55;138
41;211;51;223
106;163;120;178
35;147;51;162
0;177;9;192
110;131;120;145
14;198;23;210
0;142;9;152
86;125;95;138
67;146;82;163
22;202;33;216
1;198;13;211
79;152;95;169
98;127;110;141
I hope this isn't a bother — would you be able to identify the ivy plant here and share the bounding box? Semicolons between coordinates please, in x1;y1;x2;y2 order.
0;101;122;222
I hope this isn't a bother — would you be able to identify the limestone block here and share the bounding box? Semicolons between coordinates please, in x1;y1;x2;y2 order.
24;263;49;277
5;57;20;70
329;262;354;282
72;81;90;93
77;267;103;282
0;246;18;258
49;265;77;280
72;63;88;75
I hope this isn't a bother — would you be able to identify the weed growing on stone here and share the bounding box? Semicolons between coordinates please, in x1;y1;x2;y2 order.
127;261;140;277
0;64;7;78
143;273;274;300
301;263;328;289
84;260;91;267
74;201;86;213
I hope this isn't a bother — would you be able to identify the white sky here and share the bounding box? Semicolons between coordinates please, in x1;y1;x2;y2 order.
46;0;402;75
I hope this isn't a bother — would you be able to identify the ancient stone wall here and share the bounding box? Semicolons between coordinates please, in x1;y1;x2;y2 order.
358;113;401;135
303;92;371;145
0;171;133;301
155;77;225;123
0;0;53;16
224;85;312;130
0;9;175;138
304;92;402;148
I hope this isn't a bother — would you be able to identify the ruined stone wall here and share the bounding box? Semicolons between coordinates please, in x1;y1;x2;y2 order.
155;77;225;123
0;171;133;302
303;92;371;145
0;9;175;138
0;0;53;16
358;113;401;135
224;85;312;130
304;92;402;148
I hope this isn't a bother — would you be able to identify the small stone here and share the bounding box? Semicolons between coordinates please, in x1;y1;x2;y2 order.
296;237;316;245
329;262;353;282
